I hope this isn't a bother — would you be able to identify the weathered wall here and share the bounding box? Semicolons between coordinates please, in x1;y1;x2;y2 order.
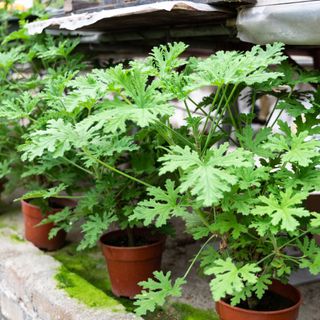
0;228;139;320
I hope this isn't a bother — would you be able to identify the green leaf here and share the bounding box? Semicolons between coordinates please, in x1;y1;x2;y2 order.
150;42;188;77
134;271;186;316
41;207;73;239
159;143;253;206
211;212;247;239
77;211;117;250
251;189;310;232
131;180;187;227
0;159;11;179
277;97;314;117
0;92;39;120
311;213;320;228
298;238;320;275
205;258;260;301
187;43;286;89
249;217;278;236
254;274;272;299
184;213;213;240
78;64;175;133
264;131;320;167
200;246;220;271
35;37;80;60
20;119;77;161
236;126;272;157
17;184;67;201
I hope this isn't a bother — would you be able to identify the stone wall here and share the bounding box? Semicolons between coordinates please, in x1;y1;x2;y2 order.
0;228;139;320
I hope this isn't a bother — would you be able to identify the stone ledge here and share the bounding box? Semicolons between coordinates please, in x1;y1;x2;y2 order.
0;228;140;320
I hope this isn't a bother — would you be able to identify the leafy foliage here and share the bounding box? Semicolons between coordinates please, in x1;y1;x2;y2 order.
159;143;253;206
251;189;310;232
134;271;186;316
131;180;187;227
205;258;261;302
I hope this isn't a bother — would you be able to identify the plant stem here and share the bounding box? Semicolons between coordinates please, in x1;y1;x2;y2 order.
51;194;85;199
63;156;95;176
82;148;152;188
202;84;239;154
201;86;222;136
184;99;201;153
265;98;279;127
156;120;193;148
182;234;216;279
127;228;135;247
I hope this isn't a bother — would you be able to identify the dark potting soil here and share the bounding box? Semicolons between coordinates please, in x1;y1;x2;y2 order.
233;290;294;312
103;234;158;247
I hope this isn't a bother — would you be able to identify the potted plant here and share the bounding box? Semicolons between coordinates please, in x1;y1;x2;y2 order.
0;8;86;250
18;62;172;296
18;40;320;311
116;43;320;320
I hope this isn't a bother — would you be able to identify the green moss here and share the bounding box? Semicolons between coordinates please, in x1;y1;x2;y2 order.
10;233;25;242
52;244;110;292
172;303;218;320
52;244;218;319
51;244;136;311
55;266;123;310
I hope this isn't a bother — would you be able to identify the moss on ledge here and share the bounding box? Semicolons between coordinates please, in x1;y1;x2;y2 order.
55;265;123;310
52;243;218;319
10;233;25;243
171;303;218;320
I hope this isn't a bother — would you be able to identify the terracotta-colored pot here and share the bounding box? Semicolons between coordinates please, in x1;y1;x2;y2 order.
21;198;75;251
216;280;301;320
305;193;320;212
100;229;166;298
305;193;320;245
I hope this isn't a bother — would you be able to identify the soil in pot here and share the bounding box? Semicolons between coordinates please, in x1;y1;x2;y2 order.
100;228;166;299
216;280;301;320
21;198;75;251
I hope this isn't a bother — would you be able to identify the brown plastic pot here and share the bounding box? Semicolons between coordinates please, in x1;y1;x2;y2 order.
21;198;76;251
100;229;166;298
305;193;320;212
216;280;302;320
305;193;320;245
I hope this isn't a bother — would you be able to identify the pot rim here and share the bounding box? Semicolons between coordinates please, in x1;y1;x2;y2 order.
100;229;166;250
216;282;302;315
21;198;75;211
21;199;43;210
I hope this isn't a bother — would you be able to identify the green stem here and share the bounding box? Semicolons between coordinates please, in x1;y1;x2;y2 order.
63;156;95;176
249;89;257;125
201;86;222;136
51;195;85;199
156;120;193;148
184;99;201;153
265;98;279;127
182;234;216;279
191;103;239;146
268;90;293;128
82;148;152;188
202;84;239;154
279;229;313;250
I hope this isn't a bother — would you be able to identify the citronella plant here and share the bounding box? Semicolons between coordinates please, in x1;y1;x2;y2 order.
18;42;320;313
0;6;86;197
129;44;320;315
19;63;171;249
